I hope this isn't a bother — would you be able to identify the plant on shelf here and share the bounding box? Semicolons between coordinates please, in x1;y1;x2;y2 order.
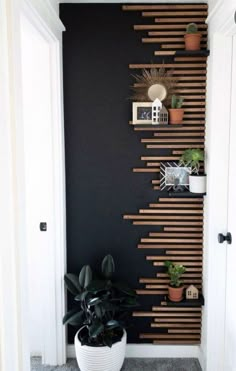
63;255;138;371
164;261;186;302
184;23;202;51
179;148;206;194
169;95;184;124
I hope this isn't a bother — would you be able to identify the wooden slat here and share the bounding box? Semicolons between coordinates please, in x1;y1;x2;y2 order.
134;221;203;226
153;341;200;344
166;251;202;255
146;144;204;149
129;63;206;69
151;323;201;328
133;168;159;173
142;11;208;16
159;198;203;202
140;334;200;339
154;262;202;266
134;126;205;131
175;56;208;61
152;180;160;184
142;138;204;143
149;232;202;236
139;209;203;214
138;244;202;249
142;37;207;43
155;17;206;23
154;318;201;323
164;227;203;232
146;284;201;289
147;162;160;167
123;5;208;10
157;273;202;278
140;278;201;283
149;31;207;36
134;24;207;30
141;156;180;161
148;312;201;318
169;329;201;334
175;82;206;86
147;256;202;261
136;290;168;295
125;215;203;220
153;306;201;312
149;204;202;208
161;44;207;49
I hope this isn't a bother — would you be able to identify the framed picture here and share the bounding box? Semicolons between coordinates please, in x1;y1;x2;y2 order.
160;162;191;191
132;102;152;124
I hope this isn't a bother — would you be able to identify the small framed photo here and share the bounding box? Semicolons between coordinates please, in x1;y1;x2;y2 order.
132;102;152;125
160;162;191;191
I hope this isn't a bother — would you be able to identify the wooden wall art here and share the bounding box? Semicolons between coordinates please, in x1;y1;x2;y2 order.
123;3;208;345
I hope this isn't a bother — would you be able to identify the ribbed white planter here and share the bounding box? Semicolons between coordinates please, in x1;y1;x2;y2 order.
189;175;206;194
74;329;127;371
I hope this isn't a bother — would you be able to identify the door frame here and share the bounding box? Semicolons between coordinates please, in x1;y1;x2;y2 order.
0;0;66;369
202;2;236;370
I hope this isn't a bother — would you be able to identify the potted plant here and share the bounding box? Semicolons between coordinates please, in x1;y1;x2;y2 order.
164;261;186;302
179;148;206;194
184;23;202;51
63;255;138;371
169;95;184;124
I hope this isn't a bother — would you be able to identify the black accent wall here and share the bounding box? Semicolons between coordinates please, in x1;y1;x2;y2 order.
60;4;166;343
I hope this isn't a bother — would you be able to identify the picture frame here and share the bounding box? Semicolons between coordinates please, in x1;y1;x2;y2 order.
132;102;152;125
160;162;191;191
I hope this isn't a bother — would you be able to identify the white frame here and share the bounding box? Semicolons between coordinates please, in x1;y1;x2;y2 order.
0;0;66;369
132;102;152;124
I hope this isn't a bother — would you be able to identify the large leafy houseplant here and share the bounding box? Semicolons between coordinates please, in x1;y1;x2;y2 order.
63;255;138;348
179;148;206;194
164;261;186;302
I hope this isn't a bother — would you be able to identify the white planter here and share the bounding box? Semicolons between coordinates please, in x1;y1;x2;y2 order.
74;329;127;371
189;174;206;194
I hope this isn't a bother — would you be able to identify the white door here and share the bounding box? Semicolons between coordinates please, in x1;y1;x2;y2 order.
224;35;236;371
20;15;59;364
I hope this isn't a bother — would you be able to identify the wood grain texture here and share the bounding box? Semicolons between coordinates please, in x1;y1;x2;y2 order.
123;5;208;10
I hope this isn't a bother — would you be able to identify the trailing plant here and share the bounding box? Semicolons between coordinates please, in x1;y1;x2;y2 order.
164;261;186;288
171;95;184;109
179;148;204;174
63;255;138;348
186;23;198;34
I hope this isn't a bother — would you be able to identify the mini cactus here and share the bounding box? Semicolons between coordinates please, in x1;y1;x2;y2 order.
171;95;184;109
186;23;198;34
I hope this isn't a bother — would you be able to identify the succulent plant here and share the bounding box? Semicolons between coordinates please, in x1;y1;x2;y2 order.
171;95;184;109
164;261;186;288
186;23;198;34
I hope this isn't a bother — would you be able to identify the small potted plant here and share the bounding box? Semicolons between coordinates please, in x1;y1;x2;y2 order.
179;148;206;194
164;261;186;302
169;95;184;124
184;23;202;51
63;255;138;371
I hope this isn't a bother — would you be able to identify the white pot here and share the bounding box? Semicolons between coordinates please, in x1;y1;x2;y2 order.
189;174;206;194
74;329;127;371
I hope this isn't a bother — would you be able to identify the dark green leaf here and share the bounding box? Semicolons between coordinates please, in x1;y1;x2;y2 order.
101;255;115;279
89;321;104;338
103;334;113;348
79;265;92;289
75;291;88;302
86;280;108;293
64;273;82;295
63;309;84;326
113;282;136;297
95;304;105;319
87;297;101;306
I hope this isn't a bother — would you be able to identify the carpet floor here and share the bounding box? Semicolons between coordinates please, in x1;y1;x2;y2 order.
31;357;202;371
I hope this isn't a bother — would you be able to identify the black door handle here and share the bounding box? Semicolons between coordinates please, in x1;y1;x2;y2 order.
218;232;232;244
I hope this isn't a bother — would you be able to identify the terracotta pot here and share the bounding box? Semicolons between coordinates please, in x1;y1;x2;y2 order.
169;108;184;124
184;33;202;51
168;285;184;302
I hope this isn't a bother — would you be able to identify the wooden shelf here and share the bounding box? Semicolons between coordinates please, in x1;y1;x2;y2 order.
131;124;183;129
163;294;204;307
155;50;210;57
168;192;206;198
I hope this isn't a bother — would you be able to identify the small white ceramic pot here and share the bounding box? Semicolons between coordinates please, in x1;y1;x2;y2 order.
189;174;206;194
74;329;127;371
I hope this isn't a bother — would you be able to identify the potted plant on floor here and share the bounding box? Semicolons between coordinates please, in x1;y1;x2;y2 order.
164;261;186;302
63;255;138;371
184;23;202;51
179;148;206;194
169;95;184;124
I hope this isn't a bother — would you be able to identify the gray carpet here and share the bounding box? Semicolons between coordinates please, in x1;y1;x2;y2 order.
31;357;201;371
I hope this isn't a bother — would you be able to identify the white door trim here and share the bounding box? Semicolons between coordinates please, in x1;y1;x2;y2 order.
0;0;66;369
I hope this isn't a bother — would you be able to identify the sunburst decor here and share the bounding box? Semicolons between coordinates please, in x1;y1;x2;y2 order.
130;67;177;104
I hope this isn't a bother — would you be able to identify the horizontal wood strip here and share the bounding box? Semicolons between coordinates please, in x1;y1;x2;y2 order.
152;180;160;184
147;162;160;167
134;126;205;131
143;37;207;43
157;273;202;278
140;334;200;339
149;31;207;36
153;341;200;344
161;44;207;49
169;329;201;334
138;244;202;249
147;256;202;261
149;313;201;318
175;56;208;61
136;290;168;295
134;24;207;30
125;215;203;220
133;168;159;173
166;250;202;255
154;318;201;323
146;144;204;149
129;63;206;70
149;204;202;208
143;11;207;16
140;278;202;284
139;209;203;214
134;221;203;226
141;156;180;161
153;306;201;312
175;82;206;86
155;17;206;22
151;323;201;328
123;5;208;10
154;262;202;266
146;284;201;289
159;198;203;202
149;232;202;236
164;227;203;231
142;138;204;142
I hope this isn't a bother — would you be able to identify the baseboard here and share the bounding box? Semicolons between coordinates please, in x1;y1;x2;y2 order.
67;344;201;359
